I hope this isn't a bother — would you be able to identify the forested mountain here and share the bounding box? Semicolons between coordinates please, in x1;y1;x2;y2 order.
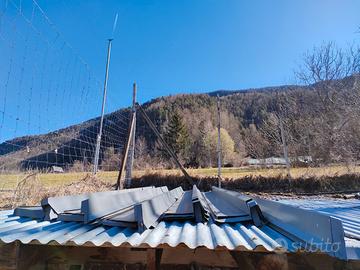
1;73;359;171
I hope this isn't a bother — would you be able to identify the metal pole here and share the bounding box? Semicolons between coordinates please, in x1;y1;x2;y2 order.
125;83;137;187
216;94;222;187
93;39;113;175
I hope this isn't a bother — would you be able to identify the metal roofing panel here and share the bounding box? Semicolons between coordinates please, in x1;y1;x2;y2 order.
163;190;193;220
192;185;210;222
278;199;360;241
204;187;263;226
42;193;89;214
82;186;167;223
4;186;360;260
58;212;84;222
256;197;347;259
136;187;184;232
203;192;249;218
0;210;286;251
14;206;44;219
105;208;136;223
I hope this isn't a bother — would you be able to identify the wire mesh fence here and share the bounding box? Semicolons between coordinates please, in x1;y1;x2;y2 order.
0;0;129;173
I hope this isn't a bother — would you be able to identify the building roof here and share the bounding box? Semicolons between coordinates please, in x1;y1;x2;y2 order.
0;209;287;251
1;186;359;260
278;198;360;260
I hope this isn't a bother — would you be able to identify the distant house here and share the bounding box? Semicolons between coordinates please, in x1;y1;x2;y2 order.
264;157;287;166
51;166;64;173
245;156;313;167
295;155;313;164
246;158;262;166
244;157;287;167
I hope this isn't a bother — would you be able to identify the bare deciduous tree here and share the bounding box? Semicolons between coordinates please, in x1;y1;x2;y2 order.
296;42;360;164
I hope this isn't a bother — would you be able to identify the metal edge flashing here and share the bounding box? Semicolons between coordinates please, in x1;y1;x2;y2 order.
192;185;210;223
14;206;44;219
211;187;263;226
82;186;167;223
135;187;184;232
255;197;347;260
58;213;84;222
162;190;194;221
43;205;58;221
41;193;89;215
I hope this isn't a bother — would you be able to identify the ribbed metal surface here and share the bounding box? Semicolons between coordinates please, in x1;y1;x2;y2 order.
0;210;289;251
278;199;360;241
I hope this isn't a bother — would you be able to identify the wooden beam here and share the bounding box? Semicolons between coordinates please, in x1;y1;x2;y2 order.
146;249;156;270
116;112;136;190
146;248;162;270
0;243;18;270
125;82;137;188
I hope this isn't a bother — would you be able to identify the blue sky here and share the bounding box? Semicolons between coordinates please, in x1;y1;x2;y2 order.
36;0;360;103
0;0;360;141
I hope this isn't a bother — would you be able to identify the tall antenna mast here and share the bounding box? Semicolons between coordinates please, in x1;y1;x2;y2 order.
93;38;113;175
93;13;118;174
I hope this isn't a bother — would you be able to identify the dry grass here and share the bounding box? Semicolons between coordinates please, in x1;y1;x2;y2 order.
0;165;359;189
1;165;360;209
0;173;112;209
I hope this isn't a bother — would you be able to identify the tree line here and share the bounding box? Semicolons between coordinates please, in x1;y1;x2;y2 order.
1;42;359;172
132;42;360;169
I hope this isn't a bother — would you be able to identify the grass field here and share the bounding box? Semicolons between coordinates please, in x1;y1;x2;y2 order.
0;164;359;190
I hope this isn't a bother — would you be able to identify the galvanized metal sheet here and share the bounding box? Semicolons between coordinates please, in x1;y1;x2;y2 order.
163;190;193;220
255;197;347;260
278;199;360;241
14;206;44;219
82;186;167;223
41;193;89;214
203;191;250;222
58;212;84;222
192;185;210;222
2;188;360;260
205;187;263;226
136;187;184;232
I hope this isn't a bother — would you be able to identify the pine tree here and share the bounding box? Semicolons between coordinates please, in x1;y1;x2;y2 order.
162;111;190;162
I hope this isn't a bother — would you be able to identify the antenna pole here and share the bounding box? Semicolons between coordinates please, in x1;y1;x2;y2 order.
93;39;113;175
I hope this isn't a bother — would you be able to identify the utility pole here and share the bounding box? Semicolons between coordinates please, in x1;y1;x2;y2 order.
125;83;137;187
279;115;291;177
116;112;136;189
93;39;113;175
216;94;222;188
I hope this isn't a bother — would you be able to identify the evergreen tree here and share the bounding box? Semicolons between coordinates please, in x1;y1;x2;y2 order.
162;111;190;162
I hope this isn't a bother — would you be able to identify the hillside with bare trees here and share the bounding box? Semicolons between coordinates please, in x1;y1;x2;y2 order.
1;42;359;172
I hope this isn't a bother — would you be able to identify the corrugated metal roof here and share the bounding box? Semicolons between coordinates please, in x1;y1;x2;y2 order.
2;187;360;260
278;199;360;241
0;210;289;251
278;198;360;260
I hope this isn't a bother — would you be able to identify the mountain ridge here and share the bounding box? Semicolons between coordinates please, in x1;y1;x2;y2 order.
1;75;359;171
